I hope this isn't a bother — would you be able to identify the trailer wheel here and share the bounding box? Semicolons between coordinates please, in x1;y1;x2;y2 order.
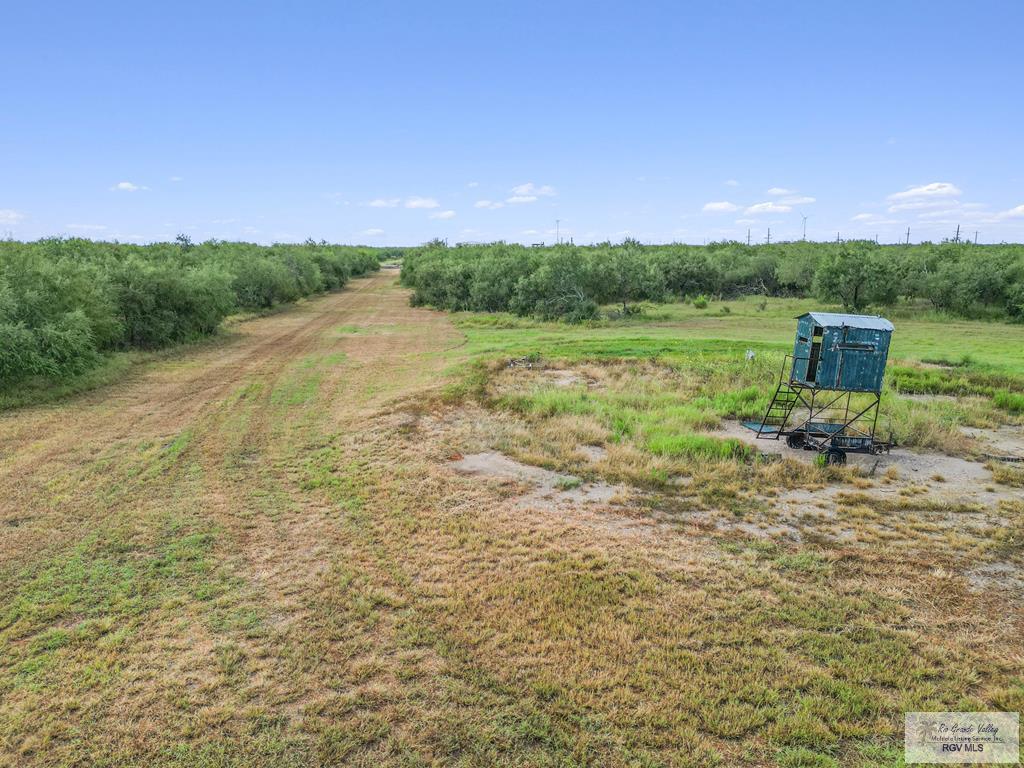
786;433;805;449
824;448;847;466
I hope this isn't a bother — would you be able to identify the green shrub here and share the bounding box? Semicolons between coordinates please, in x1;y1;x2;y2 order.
400;239;1024;325
0;238;381;387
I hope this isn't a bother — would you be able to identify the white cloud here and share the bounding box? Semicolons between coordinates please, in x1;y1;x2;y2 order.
474;199;504;209
767;187;794;196
360;228;385;236
367;197;400;208
887;182;961;202
0;209;26;224
851;213;876;222
724;179;740;187
745;201;792;215
506;182;556;203
781;195;816;205
702;201;739;213
997;204;1024;219
405;196;440;209
430;210;456;220
112;181;146;192
510;182;556;198
466;181;479;188
67;223;107;231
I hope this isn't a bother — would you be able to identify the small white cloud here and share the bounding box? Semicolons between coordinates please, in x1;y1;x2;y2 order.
745;201;792;215
997;203;1024;219
0;209;26;224
360;228;385;236
887;182;961;202
66;223;107;231
466;181;479;188
851;213;876;222
734;218;757;225
724;179;740;187
781;195;816;205
367;198;400;208
767;187;794;196
474;200;504;209
508;182;555;201
112;181;147;192
702;201;739;213
430;210;456;220
169;176;183;182
405;196;440;209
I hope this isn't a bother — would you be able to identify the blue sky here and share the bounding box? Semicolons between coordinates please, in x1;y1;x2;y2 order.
1;1;1022;245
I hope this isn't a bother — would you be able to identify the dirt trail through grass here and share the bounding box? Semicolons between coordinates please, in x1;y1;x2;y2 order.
0;272;454;571
0;273;470;765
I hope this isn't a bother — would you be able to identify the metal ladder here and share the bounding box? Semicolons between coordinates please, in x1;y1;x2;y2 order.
756;382;799;438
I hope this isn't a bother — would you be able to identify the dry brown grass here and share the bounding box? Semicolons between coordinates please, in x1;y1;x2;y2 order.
0;274;1021;768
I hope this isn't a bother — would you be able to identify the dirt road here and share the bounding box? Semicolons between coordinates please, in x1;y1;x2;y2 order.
0;271;456;567
0;271;480;765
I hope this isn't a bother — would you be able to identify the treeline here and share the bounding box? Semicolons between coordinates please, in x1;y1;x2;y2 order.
0;238;381;385
401;239;1024;322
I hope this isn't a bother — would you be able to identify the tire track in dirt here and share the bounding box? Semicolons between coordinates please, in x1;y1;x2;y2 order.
0;273;460;574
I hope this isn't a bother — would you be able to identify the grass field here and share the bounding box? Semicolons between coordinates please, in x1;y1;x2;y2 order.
1;273;1021;767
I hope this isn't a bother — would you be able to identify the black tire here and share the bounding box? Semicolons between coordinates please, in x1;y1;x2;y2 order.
786;433;805;449
824;448;847;466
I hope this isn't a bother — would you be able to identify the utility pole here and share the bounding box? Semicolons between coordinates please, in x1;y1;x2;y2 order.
766;227;771;245
556;219;560;244
905;226;911;245
974;230;978;245
747;228;751;246
800;214;808;240
836;231;840;243
954;224;960;243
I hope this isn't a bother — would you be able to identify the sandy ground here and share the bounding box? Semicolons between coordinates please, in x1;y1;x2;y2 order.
451;450;623;507
717;419;1012;507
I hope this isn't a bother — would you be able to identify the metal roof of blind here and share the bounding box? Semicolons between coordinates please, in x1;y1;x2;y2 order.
797;312;894;331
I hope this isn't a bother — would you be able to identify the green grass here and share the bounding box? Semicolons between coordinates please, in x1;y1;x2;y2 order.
451;296;1024;459
0;352;138;411
454;295;1024;372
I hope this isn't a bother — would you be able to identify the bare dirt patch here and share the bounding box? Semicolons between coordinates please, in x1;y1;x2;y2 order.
451;451;624;508
962;424;1024;460
717;419;1007;501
